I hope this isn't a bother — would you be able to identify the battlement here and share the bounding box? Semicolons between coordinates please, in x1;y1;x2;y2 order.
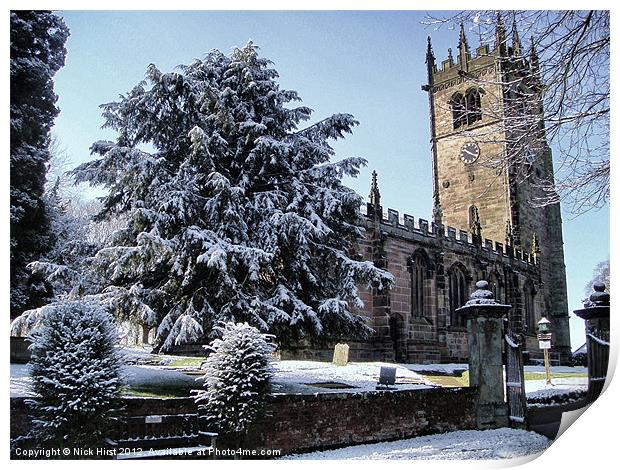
432;43;494;77
362;203;538;268
425;16;537;91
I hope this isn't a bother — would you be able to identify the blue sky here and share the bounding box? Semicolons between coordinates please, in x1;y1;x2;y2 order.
52;10;609;349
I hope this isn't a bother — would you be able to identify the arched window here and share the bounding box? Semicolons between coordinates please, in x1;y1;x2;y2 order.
523;280;537;333
448;263;470;327
488;270;504;304
466;88;483;124
451;89;483;129
408;250;432;318
451;93;466;129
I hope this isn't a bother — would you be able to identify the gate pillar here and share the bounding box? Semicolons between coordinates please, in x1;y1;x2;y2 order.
574;282;610;402
457;280;512;429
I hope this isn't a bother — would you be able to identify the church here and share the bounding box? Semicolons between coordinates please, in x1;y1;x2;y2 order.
287;18;572;365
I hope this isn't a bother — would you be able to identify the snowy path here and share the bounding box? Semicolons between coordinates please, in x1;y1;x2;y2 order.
281;428;551;460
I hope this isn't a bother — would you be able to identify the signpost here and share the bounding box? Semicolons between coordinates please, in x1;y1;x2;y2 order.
537;318;553;385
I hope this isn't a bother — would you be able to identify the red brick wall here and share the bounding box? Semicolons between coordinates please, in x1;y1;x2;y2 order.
247;387;478;454
12;388;478;456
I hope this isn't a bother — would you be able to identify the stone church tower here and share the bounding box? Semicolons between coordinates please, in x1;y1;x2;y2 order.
284;18;572;365
424;16;570;358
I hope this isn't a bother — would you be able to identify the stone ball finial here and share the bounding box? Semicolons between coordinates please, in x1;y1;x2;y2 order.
456;279;511;316
587;282;610;307
464;280;497;306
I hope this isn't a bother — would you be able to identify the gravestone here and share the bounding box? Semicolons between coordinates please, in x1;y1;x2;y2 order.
332;343;350;366
376;366;397;390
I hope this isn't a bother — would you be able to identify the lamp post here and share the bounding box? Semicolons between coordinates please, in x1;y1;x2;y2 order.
537;317;552;385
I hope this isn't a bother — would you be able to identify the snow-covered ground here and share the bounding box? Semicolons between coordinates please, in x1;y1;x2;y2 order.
10;356;587;398
525;365;587;374
404;363;469;375
10;363;200;397
524;377;587;394
272;360;433;394
10;364;34;398
122;364;200;388
13;360;433;397
281;428;551;460
404;364;588;376
121;345;157;363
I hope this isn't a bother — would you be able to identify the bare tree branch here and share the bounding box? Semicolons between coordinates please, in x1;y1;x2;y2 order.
423;10;609;215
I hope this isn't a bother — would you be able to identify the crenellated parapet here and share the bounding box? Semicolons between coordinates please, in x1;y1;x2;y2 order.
361;201;539;270
424;15;538;94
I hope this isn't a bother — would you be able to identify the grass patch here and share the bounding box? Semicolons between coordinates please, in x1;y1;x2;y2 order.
524;372;587;380
424;371;470;387
423;370;586;388
167;357;206;367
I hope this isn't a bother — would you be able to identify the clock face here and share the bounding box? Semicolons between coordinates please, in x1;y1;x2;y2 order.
459;142;480;164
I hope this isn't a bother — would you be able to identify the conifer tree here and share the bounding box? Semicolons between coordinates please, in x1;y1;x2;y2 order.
27;299;123;449
73;43;393;352
10;11;69;316
195;322;275;441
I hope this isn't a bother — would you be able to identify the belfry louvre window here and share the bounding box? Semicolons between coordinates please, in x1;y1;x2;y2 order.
466;88;482;124
451;93;466;129
451;88;483;129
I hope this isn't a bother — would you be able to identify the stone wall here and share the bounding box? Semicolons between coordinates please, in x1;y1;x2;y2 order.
247;387;478;454
351;210;542;363
11;387;478;455
444;330;469;362
276;196;569;364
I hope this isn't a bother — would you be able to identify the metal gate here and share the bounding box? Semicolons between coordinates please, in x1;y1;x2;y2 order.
586;332;609;402
505;330;527;426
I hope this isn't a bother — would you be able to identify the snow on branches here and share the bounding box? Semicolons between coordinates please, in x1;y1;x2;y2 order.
10;11;69;314
194;322;275;436
26;299;123;447
72;42;393;352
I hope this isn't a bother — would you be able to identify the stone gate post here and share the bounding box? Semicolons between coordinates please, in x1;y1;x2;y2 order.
456;280;511;428
574;282;610;402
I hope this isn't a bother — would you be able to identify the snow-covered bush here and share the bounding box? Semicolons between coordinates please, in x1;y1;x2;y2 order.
27;299;123;448
195;322;275;440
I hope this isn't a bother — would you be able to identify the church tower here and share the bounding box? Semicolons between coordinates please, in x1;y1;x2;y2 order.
423;15;571;361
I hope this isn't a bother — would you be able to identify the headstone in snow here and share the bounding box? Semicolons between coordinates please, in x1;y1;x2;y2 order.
332;343;349;366
379;366;397;386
